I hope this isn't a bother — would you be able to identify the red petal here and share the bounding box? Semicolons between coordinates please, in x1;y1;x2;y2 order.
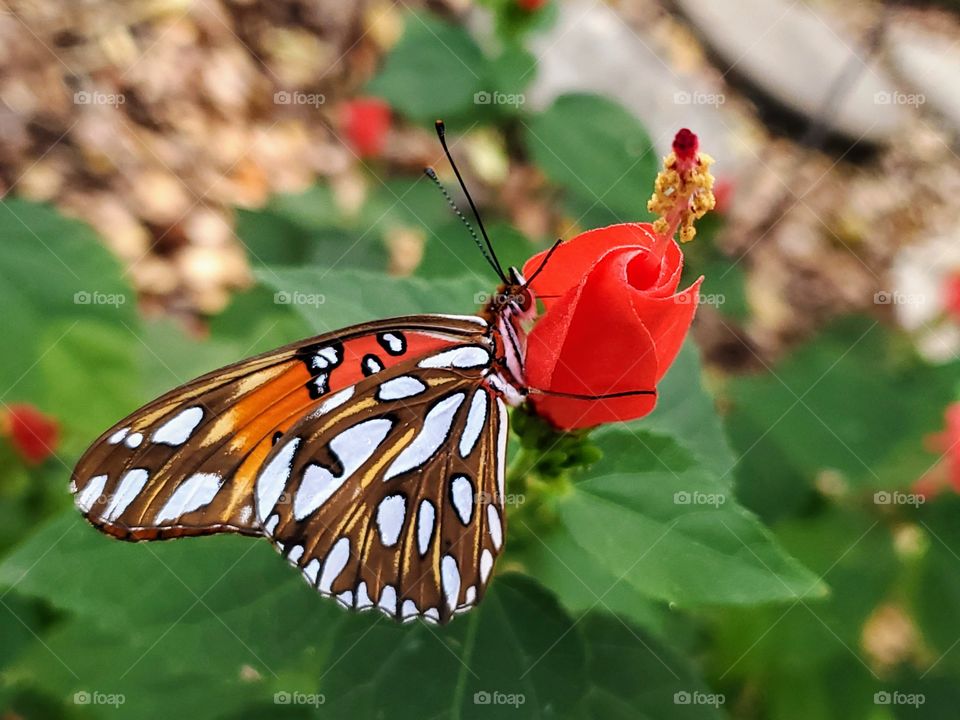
629;276;702;382
526;248;660;429
523;223;660;310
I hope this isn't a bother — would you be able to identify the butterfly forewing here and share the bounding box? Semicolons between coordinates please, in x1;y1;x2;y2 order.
256;339;510;625
70;316;488;542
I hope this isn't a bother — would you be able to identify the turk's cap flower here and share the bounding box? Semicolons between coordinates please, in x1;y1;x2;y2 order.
520;128;714;430
2;403;59;464
523;223;701;430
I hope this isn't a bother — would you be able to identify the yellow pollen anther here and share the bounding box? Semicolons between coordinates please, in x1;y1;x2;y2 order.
647;141;716;244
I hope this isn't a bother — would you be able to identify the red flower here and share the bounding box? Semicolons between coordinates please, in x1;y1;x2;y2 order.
945;271;960;324
342;97;392;158
940;402;960;492
2;403;59;464
517;0;548;11
522;223;702;429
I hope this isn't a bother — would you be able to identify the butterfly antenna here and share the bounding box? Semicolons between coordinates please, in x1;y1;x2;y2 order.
423;167;501;277
434;120;507;283
524;237;563;287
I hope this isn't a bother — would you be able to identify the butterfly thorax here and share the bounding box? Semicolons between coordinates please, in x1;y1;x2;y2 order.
480;282;536;406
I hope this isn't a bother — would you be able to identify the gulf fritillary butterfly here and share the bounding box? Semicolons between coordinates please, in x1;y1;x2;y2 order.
69;122;576;625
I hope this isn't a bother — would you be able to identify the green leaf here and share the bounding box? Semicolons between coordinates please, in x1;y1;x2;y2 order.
0;200;138;409
577;614;725;719
726;317;958;511
637;341;737;475
525;428;824;608
255;267;488;333
1;514;588;719
524;93;658;225
708;507;896;677
367;12;486;122
320;575;586;719
236;185;387;271
912;495;960;674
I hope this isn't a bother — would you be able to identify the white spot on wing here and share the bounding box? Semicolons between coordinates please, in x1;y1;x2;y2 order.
376;494;406;547
384;393;465;480
418;346;490;370
318;537;350;594
459;390;488;458
441;554;461;611
381;333;404;353
287;545;304;564
152;407;204;446
480;549;494;584
401;599;418;622
75;474;107;513
303;558;320;584
377;376;426;401
423;607;440;623
311;387;354;418
264;514;279;535
107;427;129;445
450;475;473;525
356;581;373;610
294;418;393;521
417;499;435;556
255;438;301;525
154;472;223;524
378;585;397;616
487;504;503;550
104;469;149;521
336;590;354;608
124;432;143;448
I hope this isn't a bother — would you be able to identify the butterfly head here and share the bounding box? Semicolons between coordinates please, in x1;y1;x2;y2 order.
482;267;536;323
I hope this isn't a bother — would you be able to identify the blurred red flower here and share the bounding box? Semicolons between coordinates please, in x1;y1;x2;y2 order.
941;402;960;491
945;271;960;324
522;223;702;429
2;403;59;464
517;0;549;11
342;97;392;158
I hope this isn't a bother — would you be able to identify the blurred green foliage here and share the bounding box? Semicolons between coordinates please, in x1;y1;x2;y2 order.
0;7;957;720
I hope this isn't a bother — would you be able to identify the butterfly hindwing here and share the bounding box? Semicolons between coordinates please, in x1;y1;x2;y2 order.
70;316;489;541
256;338;510;625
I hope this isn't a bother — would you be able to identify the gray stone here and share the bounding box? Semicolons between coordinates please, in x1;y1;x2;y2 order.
525;0;743;170
674;0;908;143
887;26;960;134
